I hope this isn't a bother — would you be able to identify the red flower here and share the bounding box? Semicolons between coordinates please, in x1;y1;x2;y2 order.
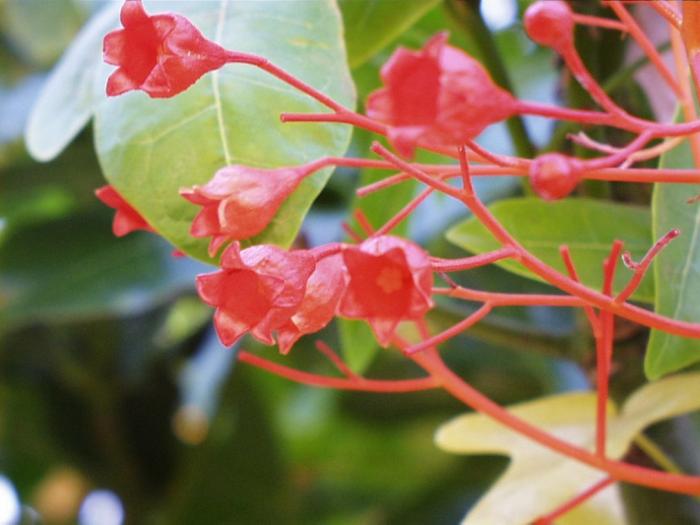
277;253;347;354
103;0;229;98
196;243;316;347
181;164;313;257
95;185;153;237
339;236;433;347
366;33;516;158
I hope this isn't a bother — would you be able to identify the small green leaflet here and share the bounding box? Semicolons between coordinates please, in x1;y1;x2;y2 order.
446;197;654;302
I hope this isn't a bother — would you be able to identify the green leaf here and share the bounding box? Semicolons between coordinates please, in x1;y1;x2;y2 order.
338;319;378;374
25;3;120;162
94;0;356;262
646;131;700;378
339;0;441;69
0;212;206;331
446;197;654;302
436;372;700;525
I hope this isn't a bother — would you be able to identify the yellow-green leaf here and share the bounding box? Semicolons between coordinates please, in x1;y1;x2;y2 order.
436;372;700;525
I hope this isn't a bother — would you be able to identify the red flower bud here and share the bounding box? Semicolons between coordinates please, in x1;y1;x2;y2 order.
103;0;229;98
197;243;316;348
277;252;347;354
524;0;574;51
339;236;433;347
529;153;582;200
181;164;312;257
366;33;516;158
95;185;153;237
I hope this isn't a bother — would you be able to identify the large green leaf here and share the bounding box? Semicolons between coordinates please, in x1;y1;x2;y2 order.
339;0;441;68
24;3;120;162
436;372;700;525
646;132;700;379
446;197;654;302
0;212;206;331
91;0;355;262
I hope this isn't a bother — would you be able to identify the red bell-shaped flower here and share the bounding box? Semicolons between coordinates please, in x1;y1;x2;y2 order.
181;164;314;257
196;243;316;347
277;252;347;354
95;185;153;237
339;236;433;347
366;33;516;158
103;0;229;98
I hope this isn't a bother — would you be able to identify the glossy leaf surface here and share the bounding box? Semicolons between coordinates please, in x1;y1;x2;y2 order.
647;130;700;378
447;197;653;302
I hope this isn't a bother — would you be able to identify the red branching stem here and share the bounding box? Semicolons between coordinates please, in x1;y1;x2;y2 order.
559;43;638;123
589;166;700;183
376;188;433;235
533;477;615;525
572;13;629;31
314;340;358;379
568;131;620;155
669;26;700;167
405;304;492;354
582;131;653;170
372;142;700;340
430;247;517;272
357;164;700;198
375;187;433;236
433;286;586;307
463;138;528;169
607;1;683;97
342;222;364;242
238;351;440;393
225;52;348;113
281;111;387;136
515;100;634;130
648;0;681;29
616;229;680;304
353;209;375;236
409;347;700;495
559;245;601;336
356;165;519;197
595;240;623;458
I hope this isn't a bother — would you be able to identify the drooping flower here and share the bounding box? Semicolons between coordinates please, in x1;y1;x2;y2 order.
366;32;516;158
103;0;229;98
277;252;347;354
95;185;153;237
180;163;315;257
196;243;316;347
339;236;433;347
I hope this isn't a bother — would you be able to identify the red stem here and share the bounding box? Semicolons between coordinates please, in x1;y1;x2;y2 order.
372;142;700;340
534;477;615;524
238;351;440;393
430;247;516;272
410;348;700;495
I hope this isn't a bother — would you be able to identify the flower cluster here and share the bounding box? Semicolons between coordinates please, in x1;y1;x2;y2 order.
96;0;700;516
196;236;433;352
